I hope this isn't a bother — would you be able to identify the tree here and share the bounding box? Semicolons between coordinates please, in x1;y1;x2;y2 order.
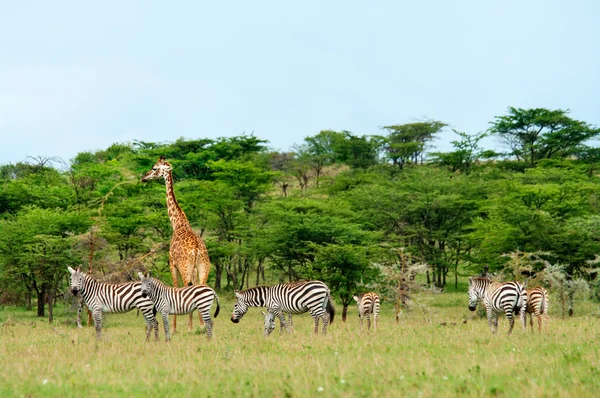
0;206;90;321
306;243;378;322
430;131;497;174
489;107;600;166
382;120;447;168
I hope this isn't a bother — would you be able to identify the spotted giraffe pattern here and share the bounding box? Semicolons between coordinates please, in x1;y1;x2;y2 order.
141;157;211;332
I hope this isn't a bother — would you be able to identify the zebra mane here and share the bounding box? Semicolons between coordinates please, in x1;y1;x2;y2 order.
238;285;270;294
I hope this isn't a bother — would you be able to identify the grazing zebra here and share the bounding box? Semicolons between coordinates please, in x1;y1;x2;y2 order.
67;266;159;340
467;277;527;335
138;272;219;340
353;292;380;332
525;287;550;333
231;281;335;336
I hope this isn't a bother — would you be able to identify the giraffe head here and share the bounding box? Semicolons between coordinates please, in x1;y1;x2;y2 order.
141;156;172;182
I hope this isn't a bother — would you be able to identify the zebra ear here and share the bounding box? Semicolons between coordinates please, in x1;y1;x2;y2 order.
261;311;267;316
76;266;81;272
352;295;359;302
235;291;243;299
469;277;473;284
138;272;144;280
67;266;75;274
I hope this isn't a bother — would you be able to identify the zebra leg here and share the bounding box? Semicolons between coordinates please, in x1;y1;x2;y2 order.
374;312;378;333
520;309;526;331
507;312;515;335
92;309;103;339
537;313;543;333
275;311;290;333
359;313;363;332
366;313;371;331
202;312;213;339
313;315;320;334
322;313;330;334
162;311;171;342
153;318;159;341
486;307;495;334
76;297;83;328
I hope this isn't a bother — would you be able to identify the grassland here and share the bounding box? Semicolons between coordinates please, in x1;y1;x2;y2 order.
1;290;599;398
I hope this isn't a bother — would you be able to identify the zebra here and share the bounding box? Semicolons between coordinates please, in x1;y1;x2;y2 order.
67;266;159;340
525;287;550;333
231;281;335;336
138;272;220;340
467;276;527;335
353;292;380;332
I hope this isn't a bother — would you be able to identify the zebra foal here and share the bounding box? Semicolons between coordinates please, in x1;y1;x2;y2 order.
67;266;159;340
231;281;335;336
353;292;380;332
138;272;220;341
525;287;549;333
467;277;527;335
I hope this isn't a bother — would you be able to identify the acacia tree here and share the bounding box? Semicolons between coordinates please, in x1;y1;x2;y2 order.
382;120;447;168
489;107;600;166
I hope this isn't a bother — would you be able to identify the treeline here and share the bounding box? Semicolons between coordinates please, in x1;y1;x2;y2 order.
1;107;600;321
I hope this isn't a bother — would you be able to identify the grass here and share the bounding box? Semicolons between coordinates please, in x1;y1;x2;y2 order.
1;291;599;397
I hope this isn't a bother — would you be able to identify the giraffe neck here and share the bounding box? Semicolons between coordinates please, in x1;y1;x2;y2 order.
164;170;192;232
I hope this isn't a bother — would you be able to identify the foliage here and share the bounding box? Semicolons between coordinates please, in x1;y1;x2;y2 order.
489;107;600;166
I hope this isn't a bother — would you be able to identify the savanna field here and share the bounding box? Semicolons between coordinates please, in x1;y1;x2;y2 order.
1;285;599;398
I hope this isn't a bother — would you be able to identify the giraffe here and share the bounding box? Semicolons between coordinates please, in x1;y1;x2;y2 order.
141;156;211;333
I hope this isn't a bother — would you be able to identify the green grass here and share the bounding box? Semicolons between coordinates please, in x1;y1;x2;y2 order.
1;292;599;397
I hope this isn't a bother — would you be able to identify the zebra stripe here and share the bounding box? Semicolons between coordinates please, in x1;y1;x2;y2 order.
138;273;219;340
468;277;527;335
231;281;335;336
353;292;380;332
67;266;158;340
525;287;549;333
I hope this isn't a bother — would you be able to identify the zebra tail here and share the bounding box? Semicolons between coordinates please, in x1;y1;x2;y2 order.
515;284;526;315
213;293;220;318
327;292;335;324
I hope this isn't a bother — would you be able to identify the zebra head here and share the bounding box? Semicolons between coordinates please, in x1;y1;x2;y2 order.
468;277;487;311
261;311;276;336
138;272;153;298
231;291;249;323
140;156;172;182
67;266;84;296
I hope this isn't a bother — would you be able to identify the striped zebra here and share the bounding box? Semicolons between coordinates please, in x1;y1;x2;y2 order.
468;277;527;335
67;266;159;340
353;292;380;332
231;281;335;336
138;272;220;340
525;287;550;333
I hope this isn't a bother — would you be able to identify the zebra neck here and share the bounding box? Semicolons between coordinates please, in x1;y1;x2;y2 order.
80;276;99;300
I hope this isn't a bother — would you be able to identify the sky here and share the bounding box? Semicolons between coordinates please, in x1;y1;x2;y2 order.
1;1;599;165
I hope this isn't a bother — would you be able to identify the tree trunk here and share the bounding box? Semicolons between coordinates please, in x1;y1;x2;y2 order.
47;288;54;323
37;284;46;317
214;263;223;290
25;291;32;311
342;304;348;322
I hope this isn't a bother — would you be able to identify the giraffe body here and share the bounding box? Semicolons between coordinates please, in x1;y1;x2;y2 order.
142;157;211;332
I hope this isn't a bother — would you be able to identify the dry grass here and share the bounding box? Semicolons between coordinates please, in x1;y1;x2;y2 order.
1;291;599;397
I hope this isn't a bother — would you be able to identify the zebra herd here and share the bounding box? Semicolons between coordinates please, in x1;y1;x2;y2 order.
67;266;549;341
468;276;550;335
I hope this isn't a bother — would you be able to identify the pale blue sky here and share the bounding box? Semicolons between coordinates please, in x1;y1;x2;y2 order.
1;1;598;165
